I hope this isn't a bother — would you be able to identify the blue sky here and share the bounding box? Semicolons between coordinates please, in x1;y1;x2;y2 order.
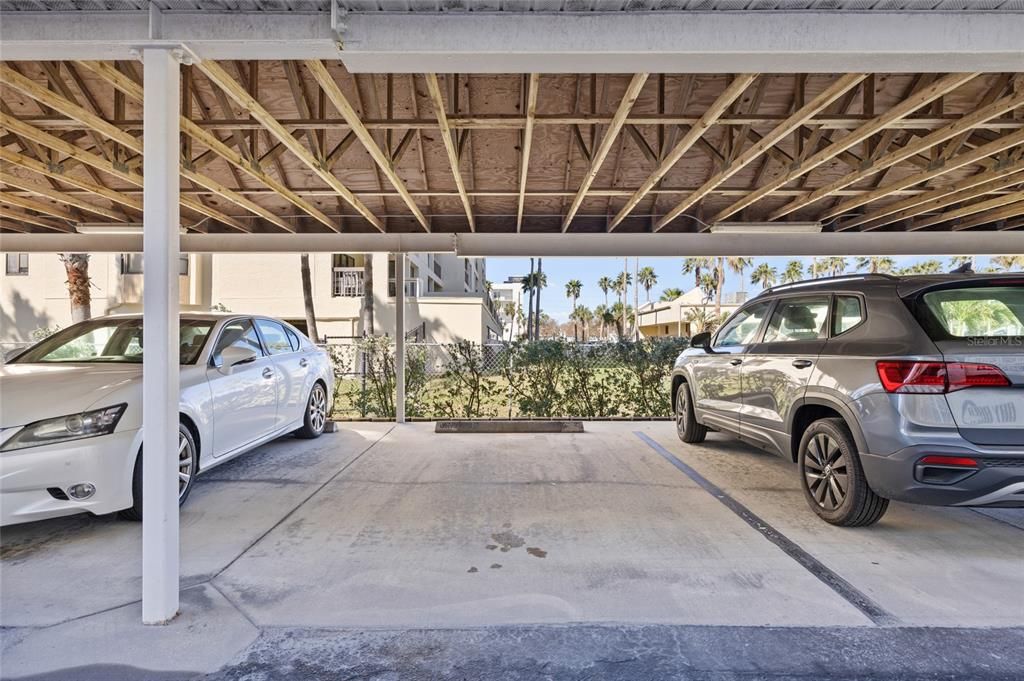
485;255;998;324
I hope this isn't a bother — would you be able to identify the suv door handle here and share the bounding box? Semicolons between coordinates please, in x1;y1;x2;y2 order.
299;358;309;368
729;358;743;366
262;367;274;379
792;359;813;369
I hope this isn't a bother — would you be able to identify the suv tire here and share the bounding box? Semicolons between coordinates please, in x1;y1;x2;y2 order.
798;417;888;527
675;382;708;444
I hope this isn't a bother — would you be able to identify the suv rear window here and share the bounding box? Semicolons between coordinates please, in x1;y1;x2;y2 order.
920;286;1024;338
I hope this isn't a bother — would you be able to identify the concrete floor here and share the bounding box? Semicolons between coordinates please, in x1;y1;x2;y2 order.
1;422;1022;680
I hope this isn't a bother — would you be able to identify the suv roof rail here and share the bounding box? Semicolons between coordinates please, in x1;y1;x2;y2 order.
764;273;899;295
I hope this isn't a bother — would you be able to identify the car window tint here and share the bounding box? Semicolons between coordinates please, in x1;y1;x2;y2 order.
215;319;263;357
764;297;830;343
257;319;294;355
715;301;772;347
833;296;863;336
921;286;1024;338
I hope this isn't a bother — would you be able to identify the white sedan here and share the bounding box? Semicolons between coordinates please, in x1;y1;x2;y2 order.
0;313;333;526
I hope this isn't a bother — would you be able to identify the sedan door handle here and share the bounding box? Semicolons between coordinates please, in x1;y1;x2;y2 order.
730;358;743;366
792;359;813;369
262;367;274;379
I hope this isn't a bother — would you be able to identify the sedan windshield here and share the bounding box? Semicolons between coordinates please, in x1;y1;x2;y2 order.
13;319;215;364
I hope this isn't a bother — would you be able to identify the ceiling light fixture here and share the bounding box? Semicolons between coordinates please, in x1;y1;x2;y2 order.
710;221;823;234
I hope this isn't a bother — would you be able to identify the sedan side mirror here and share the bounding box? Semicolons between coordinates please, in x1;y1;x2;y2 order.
690;331;712;351
214;345;258;375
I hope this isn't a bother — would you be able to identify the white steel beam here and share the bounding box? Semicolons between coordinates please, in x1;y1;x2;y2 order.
141;48;181;625
337;13;1024;74
1;11;1022;71
394;253;406;425
4;232;1022;257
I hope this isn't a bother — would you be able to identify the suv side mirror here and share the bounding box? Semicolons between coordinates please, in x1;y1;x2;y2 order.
690;331;712;351
214;345;258;375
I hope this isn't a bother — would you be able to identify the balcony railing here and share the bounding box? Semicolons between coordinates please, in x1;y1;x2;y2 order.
388;278;421;298
333;267;364;297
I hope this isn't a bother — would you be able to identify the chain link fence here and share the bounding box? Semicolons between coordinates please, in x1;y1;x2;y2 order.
326;337;690;420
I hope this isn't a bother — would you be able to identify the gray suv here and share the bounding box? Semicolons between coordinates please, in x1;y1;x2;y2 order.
671;273;1023;527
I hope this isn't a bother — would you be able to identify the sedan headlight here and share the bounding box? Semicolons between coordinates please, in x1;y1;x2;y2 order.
1;404;127;452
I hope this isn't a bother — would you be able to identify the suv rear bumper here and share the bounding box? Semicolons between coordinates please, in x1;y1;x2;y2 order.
861;446;1024;507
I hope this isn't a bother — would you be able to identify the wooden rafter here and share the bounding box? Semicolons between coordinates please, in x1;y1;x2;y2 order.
305;60;429;231
854;165;1024;231
830;127;1024;227
713;71;979;222
655;73;867;230
610;73;756;231
0;166;126;221
195;60;382;231
0;205;65;231
77;60;330;231
770;87;1024;220
951;199;1024;230
516;73;540;232
910;189;1024;231
0;113;252;232
0;191;76;223
425;73;475;231
563;72;649;231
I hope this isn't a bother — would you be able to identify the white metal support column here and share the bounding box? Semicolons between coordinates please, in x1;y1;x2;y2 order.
394;253;406;424
141;47;181;625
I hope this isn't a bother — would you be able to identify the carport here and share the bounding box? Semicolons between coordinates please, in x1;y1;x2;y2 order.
1;0;1023;628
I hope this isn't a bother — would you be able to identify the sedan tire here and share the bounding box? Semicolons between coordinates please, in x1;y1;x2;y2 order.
120;423;199;522
798;417;888;527
294;382;328;440
675;382;708;444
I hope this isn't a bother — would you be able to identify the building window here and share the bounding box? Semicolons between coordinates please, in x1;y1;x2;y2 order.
5;253;29;276
332;254;356;268
119;253;188;275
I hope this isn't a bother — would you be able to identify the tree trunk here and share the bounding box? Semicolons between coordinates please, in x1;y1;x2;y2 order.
715;256;724;316
60;254;92;323
361;254;374;336
526;258;535;342
633;257;640;340
300;253;320;342
536;256;544;339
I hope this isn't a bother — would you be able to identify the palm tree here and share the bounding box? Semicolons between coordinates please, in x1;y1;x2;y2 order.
59;254;91;323
571;305;593;342
750;263;778;290
565;278;583;341
533;266;548;341
594;303;609;339
524;258;536;341
298;254;320;342
360;254;373;337
597;276;612;309
901;259;945;275
698;272;718;308
599;306;617;340
682;257;714;289
728;257;754;296
660;287;684;302
502;301;519;342
826;257;848;276
637;266;658;303
615;270;632;340
855;256;896;274
991;255;1024;271
782;260;804;283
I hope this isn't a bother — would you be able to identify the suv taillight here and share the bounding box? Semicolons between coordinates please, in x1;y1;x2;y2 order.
876;361;1011;394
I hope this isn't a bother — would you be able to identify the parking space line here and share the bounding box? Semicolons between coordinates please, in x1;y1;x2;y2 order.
634;431;899;627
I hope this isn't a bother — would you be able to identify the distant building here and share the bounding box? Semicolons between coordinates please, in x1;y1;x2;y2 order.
637;288;745;338
489;276;525;341
1;251;502;345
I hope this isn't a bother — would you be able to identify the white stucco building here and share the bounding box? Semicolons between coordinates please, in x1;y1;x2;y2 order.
1;251;502;345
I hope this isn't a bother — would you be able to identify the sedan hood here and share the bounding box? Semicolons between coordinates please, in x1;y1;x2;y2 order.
0;363;141;428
